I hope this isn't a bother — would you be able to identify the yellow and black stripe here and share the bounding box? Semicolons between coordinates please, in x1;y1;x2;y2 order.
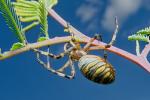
78;55;115;84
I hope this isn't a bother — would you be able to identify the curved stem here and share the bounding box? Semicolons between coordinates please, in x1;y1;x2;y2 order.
141;43;150;57
0;9;150;74
0;36;150;72
48;9;150;73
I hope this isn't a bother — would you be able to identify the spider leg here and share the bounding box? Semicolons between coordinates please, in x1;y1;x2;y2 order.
86;34;108;60
36;48;50;69
57;60;70;72
64;42;72;52
46;46;51;69
33;46;74;59
83;34;101;52
106;17;119;48
69;57;75;79
95;34;108;60
57;58;75;79
34;46;75;79
36;52;75;79
64;22;77;47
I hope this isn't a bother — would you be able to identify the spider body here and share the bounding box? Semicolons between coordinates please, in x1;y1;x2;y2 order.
78;55;115;84
35;19;118;85
35;37;116;84
64;43;115;84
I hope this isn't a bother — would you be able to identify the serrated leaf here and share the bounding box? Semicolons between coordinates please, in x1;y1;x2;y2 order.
37;36;48;42
0;0;25;43
10;42;25;51
137;27;150;35
13;0;49;37
39;0;49;37
128;34;149;42
13;0;40;22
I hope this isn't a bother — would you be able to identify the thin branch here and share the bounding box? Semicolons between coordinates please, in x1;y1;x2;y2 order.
0;9;150;74
0;35;150;73
0;36;71;60
48;9;150;73
136;40;140;56
141;43;150;57
48;9;88;38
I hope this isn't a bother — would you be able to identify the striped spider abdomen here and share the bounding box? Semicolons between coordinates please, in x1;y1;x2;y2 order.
78;55;115;84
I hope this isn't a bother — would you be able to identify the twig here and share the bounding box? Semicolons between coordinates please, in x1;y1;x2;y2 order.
0;35;150;72
136;40;140;56
48;9;150;73
0;36;71;60
141;43;150;57
0;9;150;74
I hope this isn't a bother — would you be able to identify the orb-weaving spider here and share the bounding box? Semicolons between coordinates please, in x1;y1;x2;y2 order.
34;18;118;84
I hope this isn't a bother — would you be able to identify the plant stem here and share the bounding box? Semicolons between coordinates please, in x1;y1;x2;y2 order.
0;35;150;73
136;40;140;56
141;43;150;57
48;9;150;73
0;9;150;74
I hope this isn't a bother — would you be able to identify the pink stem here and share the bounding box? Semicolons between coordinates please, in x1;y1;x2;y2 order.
48;9;150;73
141;43;150;57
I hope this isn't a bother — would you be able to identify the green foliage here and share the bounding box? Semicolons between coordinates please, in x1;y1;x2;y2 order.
39;0;49;37
10;42;25;51
128;34;149;42
128;27;150;43
37;36;49;42
137;27;150;35
13;0;40;22
13;0;58;38
0;0;25;43
128;27;150;55
0;48;2;57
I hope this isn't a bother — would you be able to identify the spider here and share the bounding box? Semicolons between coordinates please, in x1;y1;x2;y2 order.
34;18;118;84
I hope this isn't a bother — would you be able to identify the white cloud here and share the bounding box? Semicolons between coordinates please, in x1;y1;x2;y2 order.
76;4;99;23
76;0;146;32
86;19;99;32
75;0;103;32
101;0;142;31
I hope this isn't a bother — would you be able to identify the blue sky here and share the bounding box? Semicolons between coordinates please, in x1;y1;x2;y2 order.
0;0;150;100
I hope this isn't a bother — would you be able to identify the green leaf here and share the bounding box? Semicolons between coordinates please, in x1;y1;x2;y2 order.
13;0;40;22
39;0;49;37
137;27;150;35
37;36;48;42
0;0;25;43
128;34;149;42
0;48;3;57
13;0;49;37
10;42;25;51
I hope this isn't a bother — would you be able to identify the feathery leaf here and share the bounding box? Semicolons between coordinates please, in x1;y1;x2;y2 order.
0;0;25;43
39;0;49;37
128;34;149;42
13;0;49;37
137;27;150;35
